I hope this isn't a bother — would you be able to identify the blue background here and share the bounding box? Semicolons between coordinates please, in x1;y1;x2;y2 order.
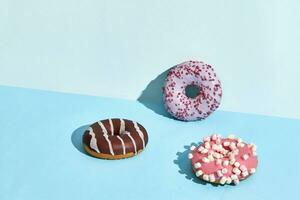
0;86;299;200
1;0;300;118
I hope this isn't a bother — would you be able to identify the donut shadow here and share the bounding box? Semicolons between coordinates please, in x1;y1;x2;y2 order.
173;142;221;187
137;68;173;119
71;124;90;156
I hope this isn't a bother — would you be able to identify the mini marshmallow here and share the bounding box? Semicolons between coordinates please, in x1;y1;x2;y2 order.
232;167;241;175
217;170;223;177
221;168;228;174
216;159;222;165
223;160;229;166
204;142;211;149
231;174;238;180
212;144;218;150
188;153;193;159
239;165;247;172
220;176;227;184
208;154;214;162
233;179;240;185
233;149;239;155
229;142;237;150
213;152;221;159
250;168;256;174
234;162;240;167
226;177;232;184
237;142;245;148
228;134;235;139
201;148;209;154
202;157;210;163
216;138;221;145
223;141;230;147
211;134;217;141
198;146;204;152
203;136;211;142
242;171;249;177
242;154;249;160
190;145;196;151
202;174;209;181
209;174;216;182
194;162;201;169
196;170;203;177
229;158;236;165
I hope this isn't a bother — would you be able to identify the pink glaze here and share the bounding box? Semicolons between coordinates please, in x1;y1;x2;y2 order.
190;134;258;185
163;60;222;121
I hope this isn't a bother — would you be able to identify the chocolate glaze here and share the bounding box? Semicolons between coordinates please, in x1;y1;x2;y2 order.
83;118;148;155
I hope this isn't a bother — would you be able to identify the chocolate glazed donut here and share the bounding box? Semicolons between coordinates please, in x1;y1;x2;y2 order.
83;118;148;159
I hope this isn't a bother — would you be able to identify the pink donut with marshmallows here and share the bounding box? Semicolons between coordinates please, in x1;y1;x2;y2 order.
163;60;222;121
188;134;258;185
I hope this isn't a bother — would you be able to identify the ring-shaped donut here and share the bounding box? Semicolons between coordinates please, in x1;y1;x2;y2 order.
188;134;258;185
163;60;222;121
83;118;148;159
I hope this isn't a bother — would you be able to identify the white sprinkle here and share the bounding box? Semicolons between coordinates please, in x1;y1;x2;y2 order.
202;174;209;181
221;168;228;174
204;142;211;149
226;177;232;184
220;176;227;184
237;142;243;148
233;167;241;175
190;145;196;151
242;171;249;177
202;157;210;163
223;160;229;166
198;146;204;152
253;151;257;156
201;148;209;154
250;168;256;174
217;170;223;177
188;153;193;159
228;134;235;139
194;162;201;169
234;162;240;167
196;170;203;177
233;179;240;185
239;165;247;172
223;141;230;147
243;154;249;160
203;136;210;142
216;159;222;165
209;174;216;182
237;138;243;143
216;138;221;145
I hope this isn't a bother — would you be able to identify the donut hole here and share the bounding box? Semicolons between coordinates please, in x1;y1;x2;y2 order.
185;84;200;98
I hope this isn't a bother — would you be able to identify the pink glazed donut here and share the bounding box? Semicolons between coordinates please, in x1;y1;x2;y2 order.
163;61;222;121
188;134;258;185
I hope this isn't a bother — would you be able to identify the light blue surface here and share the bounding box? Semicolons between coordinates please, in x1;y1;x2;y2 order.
0;85;299;200
1;0;300;118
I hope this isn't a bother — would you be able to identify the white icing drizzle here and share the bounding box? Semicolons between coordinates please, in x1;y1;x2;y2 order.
124;131;137;154
109;119;114;135
116;135;126;155
120;119;125;134
133;121;145;149
98;121;114;155
88;127;100;153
